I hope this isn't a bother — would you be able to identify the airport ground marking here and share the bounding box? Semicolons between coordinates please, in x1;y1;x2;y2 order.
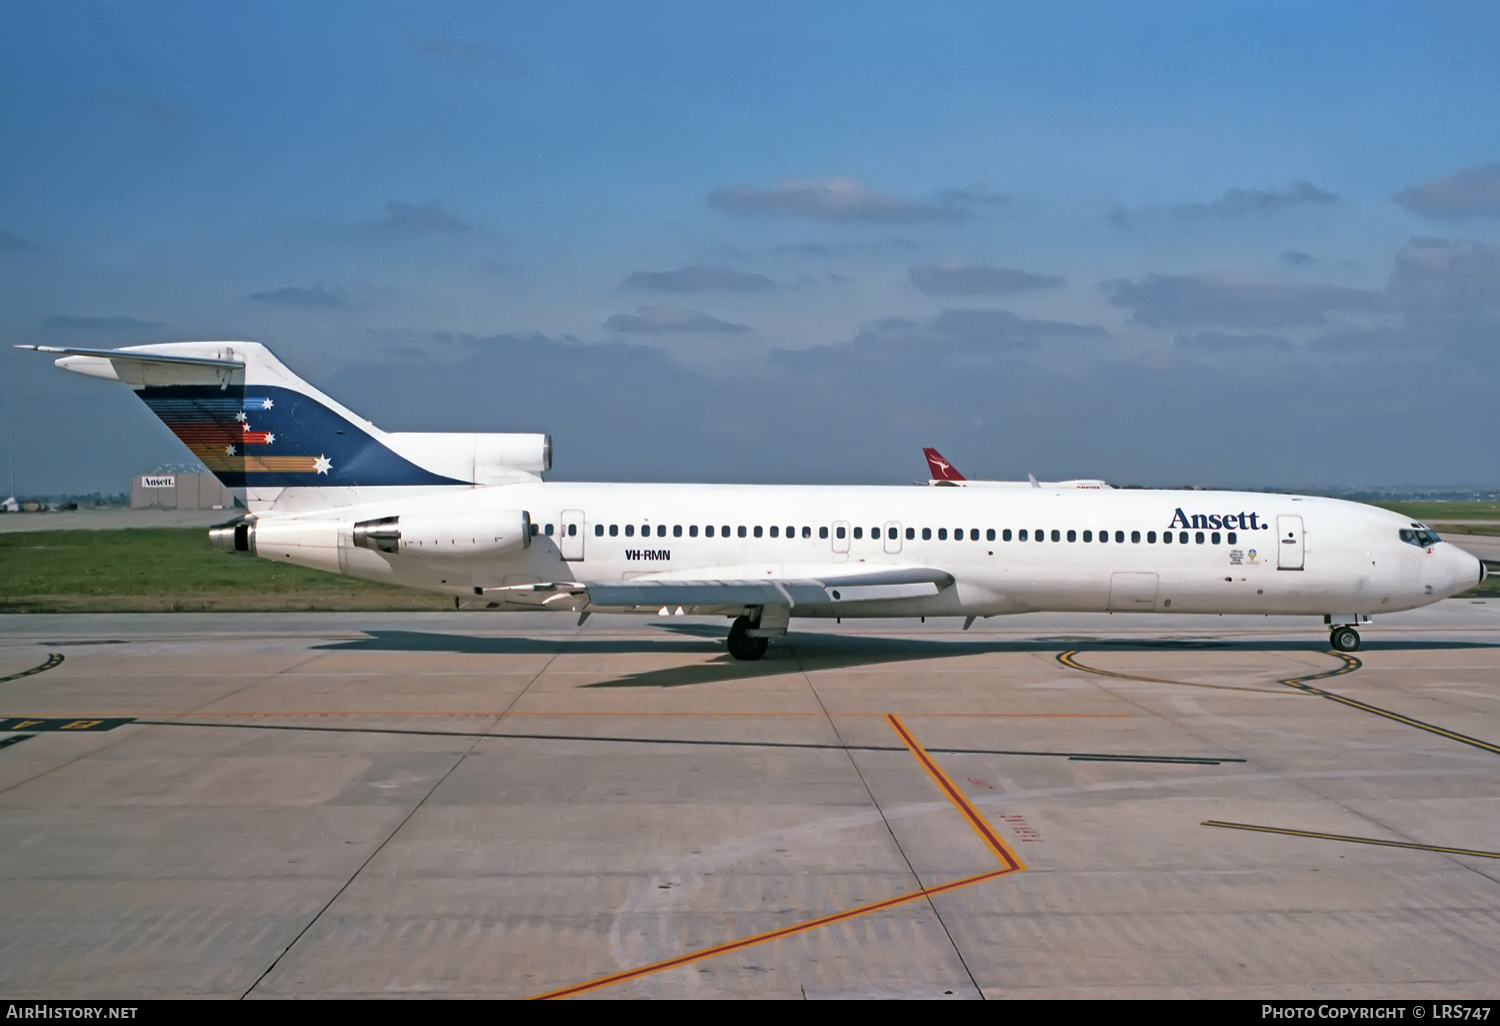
1203;820;1500;860
534;717;1026;999
885;714;1027;872
0;653;64;684
0;734;33;751
1276;653;1500;757
530;867;1010;1000
1056;650;1303;695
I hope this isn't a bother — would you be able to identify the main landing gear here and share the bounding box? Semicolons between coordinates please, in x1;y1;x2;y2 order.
726;615;769;661
1330;626;1361;652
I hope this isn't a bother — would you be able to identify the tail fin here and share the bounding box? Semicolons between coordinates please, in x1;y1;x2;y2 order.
23;341;547;514
922;447;966;482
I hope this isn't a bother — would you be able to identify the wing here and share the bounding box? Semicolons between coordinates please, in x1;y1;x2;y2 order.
478;566;954;611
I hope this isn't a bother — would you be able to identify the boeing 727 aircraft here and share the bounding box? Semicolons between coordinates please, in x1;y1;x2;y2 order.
22;341;1484;659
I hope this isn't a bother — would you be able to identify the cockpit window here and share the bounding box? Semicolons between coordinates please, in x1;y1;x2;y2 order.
1400;524;1442;548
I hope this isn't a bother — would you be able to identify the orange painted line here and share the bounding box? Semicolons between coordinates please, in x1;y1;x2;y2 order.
0;709;1129;720
885;714;1026;873
530;866;1010;1000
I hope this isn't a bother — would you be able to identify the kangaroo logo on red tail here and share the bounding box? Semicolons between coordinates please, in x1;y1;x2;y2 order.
923;447;966;481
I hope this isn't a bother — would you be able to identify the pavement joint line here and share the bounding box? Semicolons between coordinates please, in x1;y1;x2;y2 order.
1202;820;1500;860
0;709;1133;719
102;717;1238;762
533;715;1025;1000
0;653;64;684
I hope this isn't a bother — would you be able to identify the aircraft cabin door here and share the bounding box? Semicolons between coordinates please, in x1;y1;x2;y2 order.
884;521;903;554
831;519;850;559
560;509;585;561
1277;514;1304;570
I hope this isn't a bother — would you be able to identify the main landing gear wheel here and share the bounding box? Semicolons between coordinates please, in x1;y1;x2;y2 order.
726;616;768;661
1330;626;1361;652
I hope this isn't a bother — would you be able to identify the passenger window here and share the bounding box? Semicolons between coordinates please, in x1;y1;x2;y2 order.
569;524;578;537
1130;530;1140;543
1099;530;1107;543
835;526;845;539
673;525;682;537
722;525;730;537
1036;529;1045;542
705;525;714;537
870;527;880;539
853;527;863;540
1083;530;1092;542
816;526;826;539
1050;530;1060;542
1114;531;1125;543
972;529;981;541
609;524;618;537
987;529;996;541
1179;531;1188;544
1195;531;1205;544
625;524;634;537
1211;531;1221;545
738;526;747;538
1163;531;1172;544
906;527;915;540
786;526;794;538
923;527;932;540
1067;529;1076;542
594;524;604;537
755;526;763;538
641;525;649;537
1227;531;1237;544
1147;531;1156;543
938;528;948;540
657;525;666;537
1004;529;1012;541
769;526;778;538
1018;529;1027;541
689;525;698;537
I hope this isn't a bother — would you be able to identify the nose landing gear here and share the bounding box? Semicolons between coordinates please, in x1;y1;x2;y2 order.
1330;626;1361;652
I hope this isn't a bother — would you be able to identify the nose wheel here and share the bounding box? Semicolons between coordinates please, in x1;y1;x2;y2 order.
1330;626;1361;652
726;615;769;661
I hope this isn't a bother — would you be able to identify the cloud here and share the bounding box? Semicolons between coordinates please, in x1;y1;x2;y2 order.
1108;182;1340;229
418;36;504;62
908;263;1064;296
1280;250;1317;266
41;315;167;333
775;307;1106;374
1386;236;1500;312
603;305;750;335
0;229;38;252
1174;330;1295;352
246;286;346;308
709;177;991;223
368;201;472;235
622;267;775;294
1392;162;1500;219
1105;273;1382;328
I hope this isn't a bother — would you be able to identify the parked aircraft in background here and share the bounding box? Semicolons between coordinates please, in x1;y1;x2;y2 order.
22;342;1483;658
923;447;1111;490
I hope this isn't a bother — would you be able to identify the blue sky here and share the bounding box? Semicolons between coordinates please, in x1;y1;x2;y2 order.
5;2;1500;493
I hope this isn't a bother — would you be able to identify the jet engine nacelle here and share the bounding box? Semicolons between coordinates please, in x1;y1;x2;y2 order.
351;510;532;559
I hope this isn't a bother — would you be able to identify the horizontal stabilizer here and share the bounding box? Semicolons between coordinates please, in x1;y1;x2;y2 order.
15;344;245;369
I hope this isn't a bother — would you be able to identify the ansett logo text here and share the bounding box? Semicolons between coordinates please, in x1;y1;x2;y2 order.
1168;508;1270;531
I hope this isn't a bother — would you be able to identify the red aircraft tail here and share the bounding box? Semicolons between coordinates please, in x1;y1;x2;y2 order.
923;447;966;482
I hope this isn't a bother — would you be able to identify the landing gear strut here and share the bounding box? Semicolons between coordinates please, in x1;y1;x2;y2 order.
1330;626;1361;652
726;615;769;661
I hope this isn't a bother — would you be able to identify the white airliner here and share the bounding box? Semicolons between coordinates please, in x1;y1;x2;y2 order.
21;341;1484;659
923;447;1111;489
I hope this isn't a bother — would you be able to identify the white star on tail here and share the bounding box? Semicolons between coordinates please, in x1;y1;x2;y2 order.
313;454;332;475
235;411;247;423
261;398;273;410
225;444;236;456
